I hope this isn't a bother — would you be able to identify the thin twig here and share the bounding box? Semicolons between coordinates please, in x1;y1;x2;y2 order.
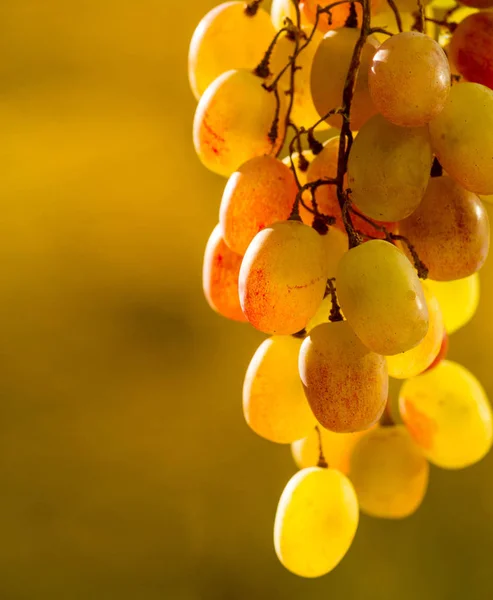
315;426;328;469
385;0;403;33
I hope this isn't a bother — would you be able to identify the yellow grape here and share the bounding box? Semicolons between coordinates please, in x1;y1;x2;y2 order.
282;150;314;188
399;176;490;281
386;285;444;379
301;0;363;32
202;225;247;322
347;114;433;221
274;467;358;578
426;275;479;335
369;32;450;127
271;0;310;29
188;1;275;99
239;220;328;334
429;83;493;195
310;28;379;131
337;240;429;355
219;156;298;255
243;336;316;444
399;360;493;469
299;321;388;432
193;69;286;177
349;425;429;519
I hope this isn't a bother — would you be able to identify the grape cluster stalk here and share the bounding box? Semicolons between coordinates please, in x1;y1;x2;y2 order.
191;0;493;578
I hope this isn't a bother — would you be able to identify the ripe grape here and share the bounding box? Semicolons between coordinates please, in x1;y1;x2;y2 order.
243;336;316;444
274;467;358;577
299;321;388;433
239;220;329;335
450;13;493;90
347;114;433;221
349;425;429;519
188;1;275;99
271;0;310;29
399;361;493;469
301;0;362;33
424;331;449;373
426;275;480;335
337;240;429;356
428;83;493;195
219;156;298;255
193;69;286;177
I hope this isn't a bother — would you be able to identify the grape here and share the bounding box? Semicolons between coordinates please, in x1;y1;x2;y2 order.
188;1;275;100
301;0;363;33
310;28;379;131
219;156;298;255
193;69;286;177
399;361;493;469
399;176;490;281
457;0;493;7
336;240;429;356
299;321;388;432
239;220;329;334
347;114;433;221
271;0;310;29
426;275;479;335
274;467;358;578
243;336;316;444
386;285;444;379
349;425;429;519
369;32;450;127
450;13;493;90
282;150;314;188
424;331;449;373
480;194;493;204
429;83;493;195
202;225;247;323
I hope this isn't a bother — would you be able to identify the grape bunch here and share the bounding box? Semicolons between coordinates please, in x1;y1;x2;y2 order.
191;0;493;579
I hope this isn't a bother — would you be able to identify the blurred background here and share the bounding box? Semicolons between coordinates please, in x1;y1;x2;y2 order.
1;1;492;598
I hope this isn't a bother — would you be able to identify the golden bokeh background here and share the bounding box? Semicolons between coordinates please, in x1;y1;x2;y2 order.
1;1;492;598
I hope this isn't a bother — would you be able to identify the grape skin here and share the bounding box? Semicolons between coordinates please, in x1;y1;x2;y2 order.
426;275;480;335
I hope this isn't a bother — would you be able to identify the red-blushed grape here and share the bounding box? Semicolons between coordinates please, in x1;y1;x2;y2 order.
423;331;449;373
450;13;493;90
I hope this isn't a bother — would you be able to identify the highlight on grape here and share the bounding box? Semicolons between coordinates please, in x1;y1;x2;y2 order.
191;0;493;578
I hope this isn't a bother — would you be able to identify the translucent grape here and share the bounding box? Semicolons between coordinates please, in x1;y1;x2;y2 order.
219;156;298;255
399;176;490;281
239;220;329;334
301;0;362;33
450;13;493;90
202;225;247;322
424;331;449;373
426;275;479;335
336;240;429;356
193;69;286;177
274;467;358;578
399;361;493;469
271;0;310;29
188;1;275;99
282;150;314;188
349;425;429;519
299;321;388;432
243;336;316;444
428;83;493;195
347;114;433;221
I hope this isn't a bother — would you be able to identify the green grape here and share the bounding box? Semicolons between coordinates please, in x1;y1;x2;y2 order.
426;275;480;335
347;114;433;221
271;0;310;29
274;467;359;578
336;240;429;356
299;321;388;432
243;336;316;444
188;1;275;99
349;425;429;519
193;69;286;177
399;176;490;281
399;360;493;469
429;83;493;195
219;156;298;255
239;220;329;335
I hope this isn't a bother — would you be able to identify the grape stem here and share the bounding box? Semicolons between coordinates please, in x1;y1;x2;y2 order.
413;0;426;33
326;279;344;323
423;16;458;32
385;0;403;33
315;426;329;469
244;0;264;16
254;27;290;79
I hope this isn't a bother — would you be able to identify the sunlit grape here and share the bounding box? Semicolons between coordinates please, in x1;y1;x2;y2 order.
301;0;363;33
424;331;449;373
274;467;358;577
426;275;480;335
271;0;310;29
450;13;493;90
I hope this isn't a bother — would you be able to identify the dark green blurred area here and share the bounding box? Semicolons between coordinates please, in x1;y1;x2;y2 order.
1;1;493;598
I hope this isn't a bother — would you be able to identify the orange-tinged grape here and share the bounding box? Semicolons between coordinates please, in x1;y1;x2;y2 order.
188;1;275;99
429;83;493;195
271;0;310;29
193;69;286;177
301;0;363;32
399;176;490;281
243;336;317;444
274;467;359;578
239;220;329;334
219;156;298;255
369;32;450;127
310;29;379;131
347;114;433;221
450;13;493;90
386;286;444;379
337;240;429;355
399;360;493;469
349;425;429;519
480;194;493;204
202;225;247;322
299;321;388;432
423;330;449;373
426;275;479;334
